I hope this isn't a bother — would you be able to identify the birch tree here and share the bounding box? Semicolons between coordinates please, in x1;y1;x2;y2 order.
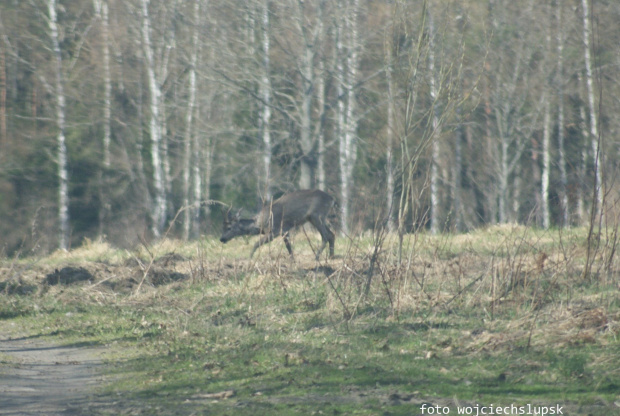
581;0;603;216
93;0;113;238
316;51;326;191
259;0;272;198
0;36;6;148
452;113;463;231
315;1;328;192
384;29;396;232
182;0;200;240
290;0;322;190
47;0;70;249
541;94;551;229
140;0;166;237
93;0;112;169
337;0;360;234
556;0;569;227
577;74;589;224
541;3;552;229
428;8;441;235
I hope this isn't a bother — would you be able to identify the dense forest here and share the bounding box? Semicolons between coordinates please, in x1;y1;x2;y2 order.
0;0;618;254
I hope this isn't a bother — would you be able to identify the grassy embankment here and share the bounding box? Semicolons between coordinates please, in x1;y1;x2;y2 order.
1;225;619;415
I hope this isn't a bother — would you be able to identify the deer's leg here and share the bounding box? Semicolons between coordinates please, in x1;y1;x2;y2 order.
310;216;335;260
327;226;335;257
250;233;275;258
283;233;294;259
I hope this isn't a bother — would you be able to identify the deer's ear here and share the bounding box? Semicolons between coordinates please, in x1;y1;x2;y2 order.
235;209;242;220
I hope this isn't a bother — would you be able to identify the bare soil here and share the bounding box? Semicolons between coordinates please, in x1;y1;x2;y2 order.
0;336;108;416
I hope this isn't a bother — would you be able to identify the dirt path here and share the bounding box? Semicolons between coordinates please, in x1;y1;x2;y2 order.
0;336;108;416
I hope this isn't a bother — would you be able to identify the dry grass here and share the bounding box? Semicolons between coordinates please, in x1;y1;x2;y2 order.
1;227;619;414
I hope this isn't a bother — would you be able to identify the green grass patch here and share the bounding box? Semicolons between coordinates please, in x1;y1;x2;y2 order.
1;228;619;415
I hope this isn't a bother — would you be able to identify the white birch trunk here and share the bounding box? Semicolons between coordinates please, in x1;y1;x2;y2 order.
48;0;70;250
316;4;326;192
452;121;463;232
344;0;358;180
581;0;603;214
140;0;166;237
191;100;204;238
0;40;6;147
192;137;202;236
294;0;317;190
498;135;509;223
428;9;440;235
385;42;395;232
159;31;174;206
541;5;553;230
260;0;272;198
541;93;551;229
513;168;521;220
102;1;112;168
336;13;347;234
577;74;589;225
556;1;569;227
317;55;326;191
182;0;200;240
430;137;440;234
93;0;112;238
246;2;256;56
338;0;360;234
299;44;313;190
135;61;149;200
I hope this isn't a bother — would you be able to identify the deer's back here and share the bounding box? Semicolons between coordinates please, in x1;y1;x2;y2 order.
257;190;334;232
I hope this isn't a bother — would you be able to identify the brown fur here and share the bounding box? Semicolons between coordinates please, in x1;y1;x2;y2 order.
220;189;336;260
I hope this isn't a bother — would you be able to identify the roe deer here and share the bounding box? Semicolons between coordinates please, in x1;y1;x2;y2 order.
220;189;336;260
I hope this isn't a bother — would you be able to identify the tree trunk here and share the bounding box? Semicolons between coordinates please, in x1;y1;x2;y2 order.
97;0;112;169
541;5;552;230
498;134;509;223
316;3;326;192
183;0;200;240
0;37;6;148
47;0;70;250
581;0;603;215
260;0;272;198
336;20;348;234
338;0;360;234
428;8;440;235
135;64;151;209
452;113;463;232
541;92;551;229
316;56;326;191
140;0;166;237
299;45;313;190
294;0;319;191
577;74;589;225
385;38;395;232
556;0;569;227
93;0;112;238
